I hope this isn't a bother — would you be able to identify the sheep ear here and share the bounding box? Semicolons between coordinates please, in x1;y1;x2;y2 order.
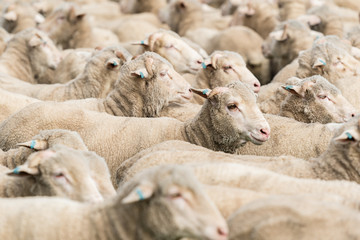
7;149;55;176
334;129;358;142
177;1;187;10
313;58;326;68
35;13;45;24
16;139;48;150
191;88;212;99
298;14;321;26
29;34;42;47
106;58;120;69
131;68;149;79
115;50;129;62
69;6;85;22
4;10;17;21
131;39;149;47
121;181;154;204
270;25;288;41
281;85;305;97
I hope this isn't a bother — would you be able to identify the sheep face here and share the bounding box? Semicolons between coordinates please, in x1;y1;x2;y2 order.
122;52;192;116
136;30;204;74
8;145;104;203
297;42;360;83
202;51;261;93
0;2;44;33
193;81;270;148
38;4;85;48
119;165;228;240
281;76;357;123
27;30;62;76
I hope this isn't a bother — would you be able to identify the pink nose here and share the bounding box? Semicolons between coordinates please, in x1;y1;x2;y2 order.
181;88;193;100
217;226;228;237
254;82;261;93
260;128;270;138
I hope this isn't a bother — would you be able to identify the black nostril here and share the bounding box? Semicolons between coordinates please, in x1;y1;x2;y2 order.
260;129;268;136
217;227;228;236
352;113;355;117
196;60;202;64
254;83;260;87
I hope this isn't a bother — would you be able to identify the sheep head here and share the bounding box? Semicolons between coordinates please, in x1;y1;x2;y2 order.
133;30;204;74
118;164;228;240
201;51;261;93
192;81;270;150
280;76;357;123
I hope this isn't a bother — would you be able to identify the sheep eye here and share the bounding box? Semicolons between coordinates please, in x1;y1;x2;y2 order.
227;104;238;111
223;65;232;70
55;172;64;178
318;95;327;99
165;44;174;49
57;16;65;20
159;70;168;77
170;192;182;198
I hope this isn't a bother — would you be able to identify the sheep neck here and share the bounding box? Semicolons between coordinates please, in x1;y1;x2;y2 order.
312;144;360;183
183;101;240;153
102;86;144;117
70;19;92;48
0;39;34;83
86;197;164;240
67;68;103;99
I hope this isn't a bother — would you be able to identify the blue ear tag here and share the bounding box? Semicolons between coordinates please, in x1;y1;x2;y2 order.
285;85;293;90
319;59;326;66
113;61;118;66
141;40;145;45
13;167;20;174
201;62;207;69
140;71;145;79
136;188;144;200
202;89;210;95
30;140;36;149
346;132;353;140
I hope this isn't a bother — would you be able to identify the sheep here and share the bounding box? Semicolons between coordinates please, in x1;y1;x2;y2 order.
296;35;360;85
1;129;116;199
117;114;360;186
262;20;321;77
0;88;39;123
119;0;167;14
228;195;360;240
347;25;360;49
45;48;93;84
112;19;161;43
0;82;270;182
38;3;119;49
259;75;357;123
0;28;62;84
0;144;109;202
47;51;193;118
201;26;271;85
0;165;228;240
0;2;44;34
0;46;130;101
159;0;231;36
229;0;279;39
132;29;204;74
0;129;88;169
302;3;359;38
187;51;261;100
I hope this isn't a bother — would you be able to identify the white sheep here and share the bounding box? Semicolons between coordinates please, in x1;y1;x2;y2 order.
0;28;62;84
0;46;130;101
0;82;270;182
38;3;119;49
0;165;228;240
